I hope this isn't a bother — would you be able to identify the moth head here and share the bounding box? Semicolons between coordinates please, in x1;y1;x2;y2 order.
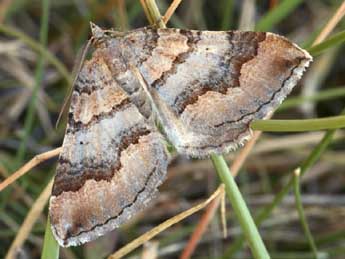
90;22;126;48
90;22;104;39
89;22;114;47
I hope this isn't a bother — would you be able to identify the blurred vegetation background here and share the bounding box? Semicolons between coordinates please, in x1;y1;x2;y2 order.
0;0;345;258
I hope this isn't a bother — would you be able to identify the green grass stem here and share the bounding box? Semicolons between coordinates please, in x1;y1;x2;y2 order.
293;169;319;259
255;0;303;31
308;30;345;56
41;217;59;259
211;154;270;259
15;0;51;163
251;115;345;132
28;0;61;256
221;0;234;30
280;86;345;110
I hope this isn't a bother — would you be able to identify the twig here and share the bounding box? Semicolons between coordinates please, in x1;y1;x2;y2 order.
0;147;61;192
108;185;225;259
5;179;54;259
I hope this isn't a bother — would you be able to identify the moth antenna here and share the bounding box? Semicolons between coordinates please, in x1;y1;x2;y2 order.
55;38;93;129
130;65;167;132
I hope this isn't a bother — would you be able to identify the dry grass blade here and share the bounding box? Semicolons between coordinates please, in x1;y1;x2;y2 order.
230;131;262;176
313;1;345;45
221;191;227;238
179;125;266;258
0;147;61;192
114;0;128;30
5;179;53;259
238;0;256;30
0;166;34;206
140;0;154;25
108;185;225;259
162;0;182;24
179;193;222;259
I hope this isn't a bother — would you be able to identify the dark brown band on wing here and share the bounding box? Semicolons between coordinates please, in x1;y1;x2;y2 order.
135;28;159;66
151;29;202;89
60;164;158;244
66;97;130;134
214;57;306;127
174;32;266;115
74;77;112;95
52;127;151;196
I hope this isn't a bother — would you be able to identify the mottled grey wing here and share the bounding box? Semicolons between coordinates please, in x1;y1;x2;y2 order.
49;50;168;247
123;28;312;157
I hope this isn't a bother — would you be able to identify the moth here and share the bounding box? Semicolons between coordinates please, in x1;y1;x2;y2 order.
49;24;312;247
